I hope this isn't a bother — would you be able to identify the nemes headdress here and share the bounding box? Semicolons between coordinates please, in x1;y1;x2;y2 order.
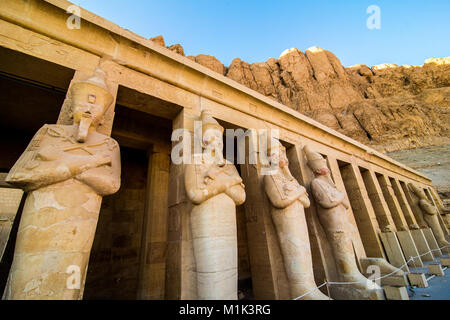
201;109;224;135
70;68;114;112
303;145;328;171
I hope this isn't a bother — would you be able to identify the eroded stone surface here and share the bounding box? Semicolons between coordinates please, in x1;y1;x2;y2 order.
3;67;121;300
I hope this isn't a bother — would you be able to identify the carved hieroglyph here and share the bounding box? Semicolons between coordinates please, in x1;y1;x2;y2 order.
263;139;329;300
408;183;449;248
184;110;245;300
3;68;121;300
304;145;382;298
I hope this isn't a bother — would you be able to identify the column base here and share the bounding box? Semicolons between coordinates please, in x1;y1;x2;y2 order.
379;232;409;272
407;273;428;288
329;285;385;300
397;230;423;267
410;229;434;262
428;264;445;276
384;286;409;300
422;228;443;257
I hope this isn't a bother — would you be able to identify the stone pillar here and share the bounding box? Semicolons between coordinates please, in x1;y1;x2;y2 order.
165;110;197;299
360;170;396;230
238;130;289;299
377;175;409;230
137;145;170;300
379;232;409;272
425;188;449;236
409;228;434;262
422;228;443;257
339;163;385;259
359;170;408;271
287;145;337;295
326;156;366;260
377;175;422;267
400;181;427;228
390;178;418;228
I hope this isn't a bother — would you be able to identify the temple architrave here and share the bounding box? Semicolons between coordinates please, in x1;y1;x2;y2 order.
0;0;448;300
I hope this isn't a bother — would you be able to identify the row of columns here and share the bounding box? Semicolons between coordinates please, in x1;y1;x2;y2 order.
163;109;449;300
4;59;446;299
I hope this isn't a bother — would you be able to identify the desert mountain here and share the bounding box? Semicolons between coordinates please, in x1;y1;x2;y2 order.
152;36;450;154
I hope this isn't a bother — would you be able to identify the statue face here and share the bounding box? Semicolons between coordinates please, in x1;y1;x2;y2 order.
270;146;288;168
73;95;106;125
314;167;330;176
73;94;106;142
202;128;224;165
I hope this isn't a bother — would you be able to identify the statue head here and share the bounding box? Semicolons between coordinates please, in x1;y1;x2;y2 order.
303;145;329;176
408;183;427;200
200;110;225;165
70;68;113;142
267;137;288;169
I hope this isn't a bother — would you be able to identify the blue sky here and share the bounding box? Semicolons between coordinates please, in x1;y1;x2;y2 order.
72;0;450;67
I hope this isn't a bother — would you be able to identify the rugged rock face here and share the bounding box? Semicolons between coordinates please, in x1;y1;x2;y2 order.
150;35;450;154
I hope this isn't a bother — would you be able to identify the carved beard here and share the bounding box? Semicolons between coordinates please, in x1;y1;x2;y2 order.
77;116;93;142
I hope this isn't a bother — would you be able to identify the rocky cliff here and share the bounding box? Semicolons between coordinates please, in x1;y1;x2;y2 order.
152;36;450;153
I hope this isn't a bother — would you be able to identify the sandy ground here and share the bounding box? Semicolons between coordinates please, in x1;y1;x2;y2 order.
388;144;450;197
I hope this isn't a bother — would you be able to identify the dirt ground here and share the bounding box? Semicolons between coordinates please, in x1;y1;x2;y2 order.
387;144;450;198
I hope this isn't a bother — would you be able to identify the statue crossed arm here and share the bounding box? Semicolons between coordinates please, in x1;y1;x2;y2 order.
6;125;121;196
310;179;349;210
185;161;245;206
264;175;310;209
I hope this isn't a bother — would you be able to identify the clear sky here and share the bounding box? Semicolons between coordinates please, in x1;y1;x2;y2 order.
72;0;450;67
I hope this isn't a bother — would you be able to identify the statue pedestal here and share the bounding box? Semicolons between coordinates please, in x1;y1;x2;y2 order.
384;286;409;300
329;285;385;300
422;228;443;257
396;230;423;267
407;273;428;288
379;232;409;272
410;229;434;262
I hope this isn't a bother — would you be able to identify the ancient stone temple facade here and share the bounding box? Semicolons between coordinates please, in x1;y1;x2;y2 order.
0;0;448;300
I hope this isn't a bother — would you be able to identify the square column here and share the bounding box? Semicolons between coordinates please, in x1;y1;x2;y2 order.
409;229;434;262
379;232;409;272
425;188;449;237
287;145;339;290
326;156;366;260
238;130;289;299
339;163;385;258
390;178;418;228
137;145;171;300
360;170;408;270
360;170;396;230
377;175;409;230
165;110;197;299
421;228;443;257
400;181;428;228
396;230;423;267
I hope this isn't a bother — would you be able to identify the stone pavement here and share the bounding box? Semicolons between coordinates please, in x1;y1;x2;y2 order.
409;255;450;300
